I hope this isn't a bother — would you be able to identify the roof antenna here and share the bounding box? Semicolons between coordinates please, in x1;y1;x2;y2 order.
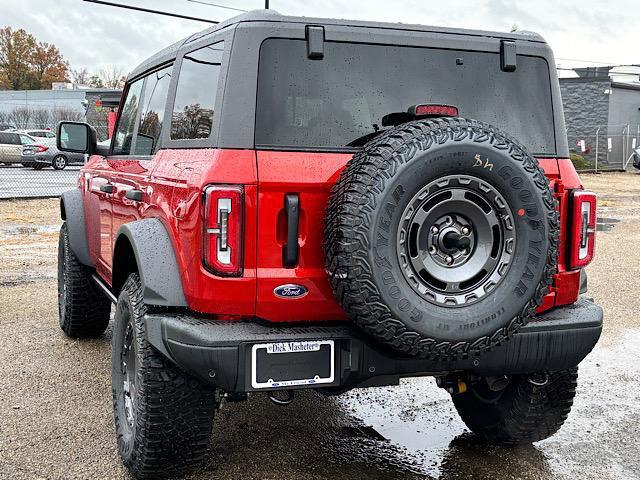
265;0;269;8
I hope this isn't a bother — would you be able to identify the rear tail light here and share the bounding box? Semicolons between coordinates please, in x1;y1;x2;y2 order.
203;185;244;276
36;145;49;152
569;190;597;269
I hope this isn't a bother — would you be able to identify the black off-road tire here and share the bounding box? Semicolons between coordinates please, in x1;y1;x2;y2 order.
58;222;111;337
112;273;219;479
451;368;578;444
324;117;558;359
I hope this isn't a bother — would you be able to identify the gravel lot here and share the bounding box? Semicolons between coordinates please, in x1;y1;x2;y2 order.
1;172;639;479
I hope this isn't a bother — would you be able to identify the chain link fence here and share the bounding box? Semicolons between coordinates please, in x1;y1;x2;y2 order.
0;92;116;199
3;117;640;199
566;124;640;172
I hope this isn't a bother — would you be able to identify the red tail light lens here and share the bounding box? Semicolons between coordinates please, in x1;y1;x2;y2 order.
412;104;459;117
569;190;597;269
36;145;48;152
203;185;244;276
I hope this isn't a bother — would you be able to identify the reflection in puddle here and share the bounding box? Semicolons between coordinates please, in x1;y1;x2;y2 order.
596;217;620;232
333;330;640;479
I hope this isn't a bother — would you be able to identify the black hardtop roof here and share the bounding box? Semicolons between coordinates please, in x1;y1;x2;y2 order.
129;9;545;79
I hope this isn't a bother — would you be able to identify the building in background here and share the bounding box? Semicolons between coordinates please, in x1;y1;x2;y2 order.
0;87;121;141
560;66;640;170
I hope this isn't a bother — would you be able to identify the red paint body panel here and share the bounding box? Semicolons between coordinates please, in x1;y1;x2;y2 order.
255;151;351;321
82;148;585;322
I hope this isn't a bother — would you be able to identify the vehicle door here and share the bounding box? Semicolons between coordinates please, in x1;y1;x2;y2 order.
84;79;144;277
109;64;174;243
4;133;23;163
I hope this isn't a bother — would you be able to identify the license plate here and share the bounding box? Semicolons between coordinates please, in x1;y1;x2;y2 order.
250;340;335;389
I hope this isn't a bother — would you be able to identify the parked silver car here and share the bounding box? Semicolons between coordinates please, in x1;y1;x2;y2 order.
0;131;37;165
18;130;85;170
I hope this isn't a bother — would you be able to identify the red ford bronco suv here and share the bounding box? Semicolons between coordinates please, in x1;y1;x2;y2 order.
56;10;602;479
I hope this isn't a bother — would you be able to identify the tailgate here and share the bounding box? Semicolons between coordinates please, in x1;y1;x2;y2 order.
255;151;351;322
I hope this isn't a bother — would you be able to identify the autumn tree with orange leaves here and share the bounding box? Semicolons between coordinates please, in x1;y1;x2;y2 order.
0;26;69;90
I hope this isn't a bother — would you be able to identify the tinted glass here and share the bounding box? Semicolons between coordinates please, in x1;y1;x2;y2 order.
59;123;88;151
256;39;556;154
0;133;11;144
170;42;224;140
133;65;173;155
113;78;144;155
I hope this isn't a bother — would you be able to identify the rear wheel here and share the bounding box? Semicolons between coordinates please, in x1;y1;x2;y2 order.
58;223;111;337
450;369;578;444
112;273;219;479
52;154;68;170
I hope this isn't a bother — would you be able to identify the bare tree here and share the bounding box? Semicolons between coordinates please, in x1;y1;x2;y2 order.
31;108;51;128
7;107;33;128
50;107;83;125
71;67;90;86
96;65;126;89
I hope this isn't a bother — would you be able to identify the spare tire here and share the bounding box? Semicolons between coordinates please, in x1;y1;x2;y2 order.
324;117;558;359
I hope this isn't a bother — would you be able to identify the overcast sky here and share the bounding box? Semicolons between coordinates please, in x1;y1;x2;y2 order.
4;0;638;75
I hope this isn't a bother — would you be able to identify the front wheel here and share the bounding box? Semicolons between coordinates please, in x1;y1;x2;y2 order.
450;368;578;444
52;154;68;170
58;223;111;337
112;273;219;479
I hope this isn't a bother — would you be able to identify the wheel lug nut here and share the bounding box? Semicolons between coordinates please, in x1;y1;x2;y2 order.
445;255;453;264
461;226;470;235
429;246;436;254
431;226;439;234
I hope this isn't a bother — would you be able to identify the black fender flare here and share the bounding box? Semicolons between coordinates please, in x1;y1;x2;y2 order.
60;190;93;267
114;219;188;307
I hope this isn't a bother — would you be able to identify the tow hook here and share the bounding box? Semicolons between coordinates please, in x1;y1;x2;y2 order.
436;376;468;395
268;389;295;406
485;375;510;392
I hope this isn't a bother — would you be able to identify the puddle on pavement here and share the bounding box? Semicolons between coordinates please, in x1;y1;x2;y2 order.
597;217;621;232
330;329;640;479
0;223;59;241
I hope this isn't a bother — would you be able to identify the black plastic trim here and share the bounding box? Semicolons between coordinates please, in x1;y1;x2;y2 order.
282;194;299;267
145;297;602;393
60;190;93;267
114;219;187;307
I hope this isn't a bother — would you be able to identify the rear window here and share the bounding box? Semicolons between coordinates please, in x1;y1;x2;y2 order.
0;132;19;145
256;39;556;155
170;41;224;140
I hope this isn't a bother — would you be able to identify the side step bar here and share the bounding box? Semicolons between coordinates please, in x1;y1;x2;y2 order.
92;274;117;304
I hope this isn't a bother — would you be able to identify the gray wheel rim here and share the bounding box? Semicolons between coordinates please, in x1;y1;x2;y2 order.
54;155;66;169
397;175;516;307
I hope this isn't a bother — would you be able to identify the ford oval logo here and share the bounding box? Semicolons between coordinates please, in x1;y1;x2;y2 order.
274;284;308;299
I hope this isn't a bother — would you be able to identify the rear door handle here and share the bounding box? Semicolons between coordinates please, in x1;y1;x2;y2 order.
99;184;114;194
125;189;143;202
282;194;299;268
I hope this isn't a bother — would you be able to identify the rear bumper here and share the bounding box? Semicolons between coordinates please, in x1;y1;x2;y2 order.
146;297;603;393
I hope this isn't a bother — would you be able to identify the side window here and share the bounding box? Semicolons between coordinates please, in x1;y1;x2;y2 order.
0;133;9;144
133;65;173;155
170;41;224;140
112;78;144;155
19;135;34;145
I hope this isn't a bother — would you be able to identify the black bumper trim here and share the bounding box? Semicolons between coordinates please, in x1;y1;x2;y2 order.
145;297;603;393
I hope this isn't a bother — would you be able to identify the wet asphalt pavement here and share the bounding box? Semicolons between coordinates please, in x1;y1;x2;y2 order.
1;172;640;479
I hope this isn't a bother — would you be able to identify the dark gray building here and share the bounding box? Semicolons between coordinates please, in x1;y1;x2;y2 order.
560;71;640;170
